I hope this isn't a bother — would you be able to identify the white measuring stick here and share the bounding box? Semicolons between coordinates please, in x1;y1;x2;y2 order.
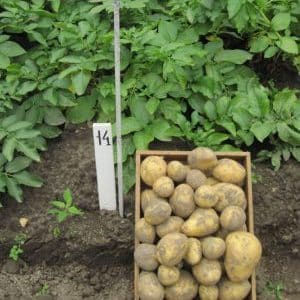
93;123;117;211
114;0;124;217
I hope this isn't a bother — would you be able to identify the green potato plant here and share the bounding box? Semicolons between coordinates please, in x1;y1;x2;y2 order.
0;0;299;205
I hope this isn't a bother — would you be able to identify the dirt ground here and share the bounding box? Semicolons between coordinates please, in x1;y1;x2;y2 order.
0;124;299;300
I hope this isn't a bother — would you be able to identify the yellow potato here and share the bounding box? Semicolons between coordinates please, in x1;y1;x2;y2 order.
199;285;219;300
141;189;165;212
135;218;156;244
225;231;262;282
194;185;219;208
192;258;222;286
205;177;219;186
187;147;218;171
202;237;225;260
165;270;198;300
184;238;202;266
138;271;164;300
157;265;180;286
213;183;247;212
212;158;246;185
219;279;251;300
181;208;219;237
220;205;246;231
153;176;174;198
167;160;188;182
169;184;195;218
156;216;184;238
156;232;188;267
144;200;172;225
186;169;207;189
134;244;158;271
141;156;167;186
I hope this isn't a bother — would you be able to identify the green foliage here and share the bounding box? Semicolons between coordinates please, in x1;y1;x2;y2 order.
9;245;23;261
9;233;26;261
265;281;284;300
36;283;49;296
251;164;262;184
48;188;83;223
52;226;61;238
0;0;299;201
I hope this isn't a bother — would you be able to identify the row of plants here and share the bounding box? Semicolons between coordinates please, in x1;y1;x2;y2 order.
0;0;299;205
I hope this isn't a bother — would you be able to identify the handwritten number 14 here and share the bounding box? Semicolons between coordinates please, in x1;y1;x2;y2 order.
97;130;111;146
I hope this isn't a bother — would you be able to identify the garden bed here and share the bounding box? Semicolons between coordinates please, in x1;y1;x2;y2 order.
0;124;299;300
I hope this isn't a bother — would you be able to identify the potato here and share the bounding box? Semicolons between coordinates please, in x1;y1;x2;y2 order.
194;185;219;208
141;189;156;212
181;208;219;237
165;270;198;300
219;279;251;300
167;161;188;182
141;156;167;186
212;158;246;185
156;232;188;267
220;206;246;231
156;216;184;238
187;147;218;171
202;237;226;260
141;189;165;212
192;258;222;286
169;184;195;218
153;176;174;198
157;265;180;286
135;218;156;244
205;177;219;186
199;285;219;300
144;200;172;225
213;183;247;212
186;169;207;189
138;271;164;300
134;244;158;271
225;231;262;282
184;238;202;266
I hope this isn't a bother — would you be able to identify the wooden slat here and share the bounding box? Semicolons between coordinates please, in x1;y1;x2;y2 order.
246;152;256;300
134;150;255;300
134;152;141;300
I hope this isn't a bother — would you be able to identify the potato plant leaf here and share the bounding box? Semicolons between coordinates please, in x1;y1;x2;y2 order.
215;50;252;64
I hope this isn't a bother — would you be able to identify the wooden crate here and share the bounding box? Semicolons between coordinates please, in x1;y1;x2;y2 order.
135;150;256;300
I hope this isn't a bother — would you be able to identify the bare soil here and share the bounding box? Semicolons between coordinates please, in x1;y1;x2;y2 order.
0;124;299;300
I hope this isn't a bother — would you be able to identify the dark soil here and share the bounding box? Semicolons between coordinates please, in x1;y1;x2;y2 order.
0;124;299;300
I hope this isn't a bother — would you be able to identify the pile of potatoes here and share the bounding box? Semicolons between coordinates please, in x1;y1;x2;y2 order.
135;147;262;300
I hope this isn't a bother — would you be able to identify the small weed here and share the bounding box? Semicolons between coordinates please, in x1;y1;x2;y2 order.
265;281;284;300
36;283;49;296
9;233;26;261
52;226;61;238
251;164;262;184
252;171;263;184
9;245;23;261
48;188;83;223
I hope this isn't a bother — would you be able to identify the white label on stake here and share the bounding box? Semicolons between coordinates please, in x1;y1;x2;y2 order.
93;123;117;211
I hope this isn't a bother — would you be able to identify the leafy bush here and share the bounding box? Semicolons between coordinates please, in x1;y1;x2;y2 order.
0;0;299;205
